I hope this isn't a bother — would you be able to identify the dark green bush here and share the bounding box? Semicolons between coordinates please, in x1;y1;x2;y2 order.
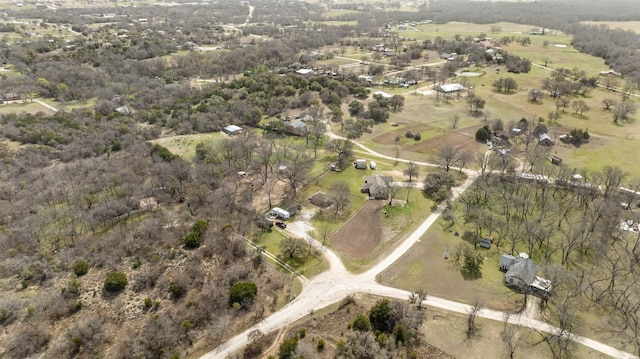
183;231;201;249
73;259;90;276
104;272;128;292
229;281;257;306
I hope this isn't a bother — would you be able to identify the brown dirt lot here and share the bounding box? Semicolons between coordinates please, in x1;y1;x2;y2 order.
330;201;383;258
405;125;486;156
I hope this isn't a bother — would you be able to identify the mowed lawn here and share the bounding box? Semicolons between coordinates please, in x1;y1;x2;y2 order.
0;101;55;115
379;215;522;312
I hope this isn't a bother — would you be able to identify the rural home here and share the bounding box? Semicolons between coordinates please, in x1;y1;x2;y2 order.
285;119;307;136
3;93;20;101
500;254;552;297
223;124;243;135
308;191;334;208
361;174;393;200
295;68;314;76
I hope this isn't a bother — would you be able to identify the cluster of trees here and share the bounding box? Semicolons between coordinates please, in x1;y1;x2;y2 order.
0;109;296;357
335;298;424;358
457;165;640;356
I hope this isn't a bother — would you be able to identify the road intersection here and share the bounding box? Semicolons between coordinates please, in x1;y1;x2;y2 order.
201;133;637;359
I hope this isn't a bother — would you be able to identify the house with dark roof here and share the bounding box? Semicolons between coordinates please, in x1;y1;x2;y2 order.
500;253;552;298
361;175;393;200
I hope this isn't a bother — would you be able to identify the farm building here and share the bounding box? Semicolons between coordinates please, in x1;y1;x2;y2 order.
435;83;464;93
223;124;243;135
271;207;290;220
354;159;367;169
361;174;393;200
549;156;563;165
539;133;554;146
500;253;552;297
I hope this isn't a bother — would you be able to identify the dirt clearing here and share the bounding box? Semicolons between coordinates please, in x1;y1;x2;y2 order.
330;200;383;258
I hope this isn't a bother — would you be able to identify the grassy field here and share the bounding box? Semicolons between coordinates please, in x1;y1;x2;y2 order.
379;213;520;311
404;22;565;40
0;101;55;115
150;132;225;161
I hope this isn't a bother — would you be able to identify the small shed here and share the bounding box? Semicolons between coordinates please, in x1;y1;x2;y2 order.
479;239;492;249
539;133;554;146
271;207;290;220
549;156;563;165
223;125;243;135
354;159;367;169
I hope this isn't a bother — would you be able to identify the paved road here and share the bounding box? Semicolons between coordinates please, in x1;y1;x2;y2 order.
200;131;638;359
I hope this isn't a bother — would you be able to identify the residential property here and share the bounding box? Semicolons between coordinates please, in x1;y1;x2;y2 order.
295;68;314;76
3;93;20;101
285;119;307;136
308;191;334;208
500;253;552;298
222;124;243;135
361;174;393;200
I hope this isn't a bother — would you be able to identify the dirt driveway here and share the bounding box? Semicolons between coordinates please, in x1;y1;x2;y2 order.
330;200;383;258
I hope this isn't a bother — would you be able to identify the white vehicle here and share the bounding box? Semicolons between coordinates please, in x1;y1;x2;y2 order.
370;161;377;170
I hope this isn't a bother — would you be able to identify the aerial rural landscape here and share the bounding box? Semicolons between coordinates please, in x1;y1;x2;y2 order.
1;0;640;358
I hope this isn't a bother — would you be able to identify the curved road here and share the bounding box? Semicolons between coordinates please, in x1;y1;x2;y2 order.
201;133;637;359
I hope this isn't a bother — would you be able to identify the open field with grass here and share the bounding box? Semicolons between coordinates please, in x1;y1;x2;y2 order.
0;101;54;115
404;22;566;40
150;132;225;161
379;214;520;311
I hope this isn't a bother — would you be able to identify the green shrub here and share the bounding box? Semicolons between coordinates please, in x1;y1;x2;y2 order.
352;314;372;332
278;337;298;359
73;259;90;276
317;338;326;352
144;297;153;309
168;282;184;299
229;281;257;307
298;328;306;338
191;219;209;236
183;231;201;249
104;272;128;292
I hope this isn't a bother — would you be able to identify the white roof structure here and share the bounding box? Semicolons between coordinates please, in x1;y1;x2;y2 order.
373;91;393;98
436;83;464;93
295;68;313;75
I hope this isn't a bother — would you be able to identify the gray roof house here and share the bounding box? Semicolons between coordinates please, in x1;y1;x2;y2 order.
361;175;393;200
285;119;308;136
500;253;552;297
